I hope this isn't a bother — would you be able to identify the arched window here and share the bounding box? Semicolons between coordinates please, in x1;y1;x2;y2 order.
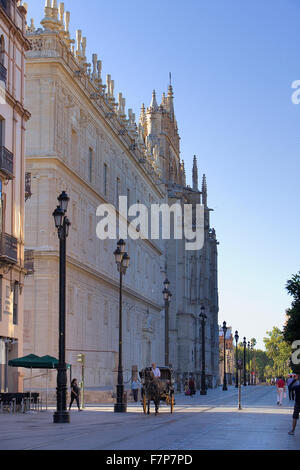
0;35;5;66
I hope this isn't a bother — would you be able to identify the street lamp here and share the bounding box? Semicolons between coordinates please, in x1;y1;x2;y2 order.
52;191;71;424
243;337;247;386
114;239;130;413
247;341;250;386
222;321;228;391
250;343;253;385
162;278;172;367
199;306;207;395
234;331;239;388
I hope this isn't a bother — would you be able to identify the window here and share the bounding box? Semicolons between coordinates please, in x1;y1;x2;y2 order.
127;188;130;211
88;148;93;183
103;163;108;196
0;117;5;146
0;276;2;321
104;299;108;325
13;282;18;325
0;35;5;66
87;294;92;320
116;177;120;207
71;129;78;167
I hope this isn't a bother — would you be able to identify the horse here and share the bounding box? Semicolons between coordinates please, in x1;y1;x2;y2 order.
141;370;161;415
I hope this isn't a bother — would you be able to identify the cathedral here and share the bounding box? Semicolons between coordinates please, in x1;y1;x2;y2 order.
21;0;219;397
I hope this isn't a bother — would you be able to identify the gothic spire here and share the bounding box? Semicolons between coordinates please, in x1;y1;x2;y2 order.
167;84;174;119
202;174;207;206
192;155;198;191
150;90;159;111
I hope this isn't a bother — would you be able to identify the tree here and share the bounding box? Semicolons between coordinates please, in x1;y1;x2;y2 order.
263;327;291;376
283;271;300;373
255;349;273;381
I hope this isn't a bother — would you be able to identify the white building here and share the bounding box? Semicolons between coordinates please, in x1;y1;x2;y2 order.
22;1;219;395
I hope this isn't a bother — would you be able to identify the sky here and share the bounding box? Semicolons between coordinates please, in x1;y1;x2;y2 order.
26;0;300;349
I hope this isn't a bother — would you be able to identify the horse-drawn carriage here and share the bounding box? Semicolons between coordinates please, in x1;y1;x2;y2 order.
139;366;175;415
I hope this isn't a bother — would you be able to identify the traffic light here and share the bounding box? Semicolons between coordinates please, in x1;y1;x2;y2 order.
77;353;85;364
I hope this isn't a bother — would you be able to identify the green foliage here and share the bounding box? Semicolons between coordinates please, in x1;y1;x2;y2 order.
283;272;300;373
255;349;273;381
263;327;291;376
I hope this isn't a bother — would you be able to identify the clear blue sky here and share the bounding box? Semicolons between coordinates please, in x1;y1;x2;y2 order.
27;0;300;349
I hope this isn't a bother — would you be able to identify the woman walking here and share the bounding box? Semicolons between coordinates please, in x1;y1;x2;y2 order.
69;378;82;411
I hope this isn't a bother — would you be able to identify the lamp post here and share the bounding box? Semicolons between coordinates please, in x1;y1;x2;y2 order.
253;347;257;385
250;343;253;385
234;331;239;388
199;306;207;395
247;341;250;386
52;191;71;424
243;337;247;386
222;321;228;391
162;279;172;367
114;239;130;413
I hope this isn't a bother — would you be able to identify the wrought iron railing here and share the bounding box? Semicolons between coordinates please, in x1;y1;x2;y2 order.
0;146;14;179
0;232;18;264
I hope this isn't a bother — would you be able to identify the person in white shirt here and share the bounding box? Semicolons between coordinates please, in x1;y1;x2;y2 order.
151;363;161;379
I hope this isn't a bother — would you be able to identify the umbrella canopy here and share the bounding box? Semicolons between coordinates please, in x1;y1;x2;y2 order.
8;354;70;369
8;354;40;368
37;355;70;369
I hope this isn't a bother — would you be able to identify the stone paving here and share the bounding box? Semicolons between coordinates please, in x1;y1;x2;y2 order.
0;385;299;450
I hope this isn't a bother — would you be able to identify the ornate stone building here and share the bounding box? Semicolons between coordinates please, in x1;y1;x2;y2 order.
22;1;219;394
139;90;219;388
23;1;166;392
0;0;30;392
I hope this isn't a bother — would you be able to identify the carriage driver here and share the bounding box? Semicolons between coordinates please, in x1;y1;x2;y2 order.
151;363;161;380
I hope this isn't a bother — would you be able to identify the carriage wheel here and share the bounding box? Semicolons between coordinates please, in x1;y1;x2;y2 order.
143;394;147;414
170;394;174;413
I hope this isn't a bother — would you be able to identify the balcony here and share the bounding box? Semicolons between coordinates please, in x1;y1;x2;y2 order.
0;146;13;180
0;62;7;86
0;233;18;265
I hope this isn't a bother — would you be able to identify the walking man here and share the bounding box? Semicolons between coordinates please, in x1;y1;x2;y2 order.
288;375;300;435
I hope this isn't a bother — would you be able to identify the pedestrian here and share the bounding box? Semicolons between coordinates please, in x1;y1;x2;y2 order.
276;376;286;406
131;378;139;402
184;379;190;395
288;374;300;435
69;378;82;411
188;376;196;397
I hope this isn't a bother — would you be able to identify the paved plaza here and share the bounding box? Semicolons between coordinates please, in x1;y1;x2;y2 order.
0;385;299;450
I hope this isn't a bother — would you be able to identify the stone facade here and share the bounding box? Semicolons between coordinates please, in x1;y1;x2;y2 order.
22;1;219;394
140;92;220;389
0;0;30;392
23;1;166;391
